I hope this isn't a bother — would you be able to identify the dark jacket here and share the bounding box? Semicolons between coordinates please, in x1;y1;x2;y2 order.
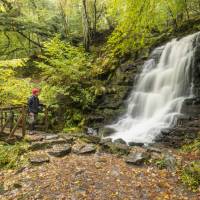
28;95;43;114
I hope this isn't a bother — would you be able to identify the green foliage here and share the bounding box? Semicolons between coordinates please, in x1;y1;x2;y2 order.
106;0;200;58
155;158;168;169
36;36;96;128
39;83;64;108
0;141;29;169
0;0;109;59
0;59;26;68
181;139;200;154
0;62;33;106
106;0;162;58
181;161;200;191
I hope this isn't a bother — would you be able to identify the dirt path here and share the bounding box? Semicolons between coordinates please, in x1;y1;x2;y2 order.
0;153;198;200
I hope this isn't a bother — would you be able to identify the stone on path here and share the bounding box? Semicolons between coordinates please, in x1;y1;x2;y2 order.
128;142;144;147
99;127;115;137
102;142;130;155
48;144;71;157
80;134;101;144
111;143;130;155
45;134;59;140
125;152;150;165
29;154;50;164
72;143;86;154
114;138;127;145
99;138;112;145
61;135;74;144
78;144;96;154
25;135;44;142
146;147;163;154
163;153;176;171
29;138;67;151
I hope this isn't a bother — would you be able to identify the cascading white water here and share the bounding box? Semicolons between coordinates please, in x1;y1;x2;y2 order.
108;33;200;144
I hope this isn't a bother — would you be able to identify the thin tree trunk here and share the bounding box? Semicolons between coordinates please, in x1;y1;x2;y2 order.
59;0;69;37
82;0;90;52
93;0;97;37
165;1;178;30
184;0;190;20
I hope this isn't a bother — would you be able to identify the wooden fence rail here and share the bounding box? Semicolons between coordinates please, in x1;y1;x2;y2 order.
0;105;48;138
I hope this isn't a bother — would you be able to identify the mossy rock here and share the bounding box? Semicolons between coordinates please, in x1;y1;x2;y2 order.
99;127;115;137
125;152;151;165
79;135;101;144
101;142;130;155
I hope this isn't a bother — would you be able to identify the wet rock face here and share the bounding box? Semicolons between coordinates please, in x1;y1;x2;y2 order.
88;32;200;148
162;34;200;147
188;34;200;98
99;127;115;137
86;60;140;129
149;46;165;64
113;138;127;145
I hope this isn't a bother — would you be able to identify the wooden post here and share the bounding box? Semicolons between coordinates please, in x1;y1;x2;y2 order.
5;112;7;124
21;106;26;137
0;109;2;131
9;114;23;138
9;110;14;133
44;106;48;132
1;117;10;133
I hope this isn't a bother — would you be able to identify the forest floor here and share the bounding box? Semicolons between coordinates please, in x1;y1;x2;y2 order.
0;152;199;199
0;131;200;200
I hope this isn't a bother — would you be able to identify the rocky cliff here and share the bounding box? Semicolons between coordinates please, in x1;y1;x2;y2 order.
86;21;200;148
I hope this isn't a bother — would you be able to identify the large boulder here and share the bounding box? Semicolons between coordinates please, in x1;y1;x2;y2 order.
60;135;74;144
163;153;176;171
128;142;144;147
80;134;101;144
48;144;71;157
98;127;115;137
114;138;127;145
101;141;130;155
29;138;67;151
29;154;50;165
125;152;151;165
99;138;112;145
45;134;59;140
78;144;96;154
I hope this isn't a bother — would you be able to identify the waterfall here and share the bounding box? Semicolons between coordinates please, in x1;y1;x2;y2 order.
108;33;200;144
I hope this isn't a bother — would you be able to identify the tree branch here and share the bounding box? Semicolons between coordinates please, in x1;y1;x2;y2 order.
17;31;43;48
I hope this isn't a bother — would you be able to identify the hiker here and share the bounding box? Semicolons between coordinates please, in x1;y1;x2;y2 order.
28;88;44;134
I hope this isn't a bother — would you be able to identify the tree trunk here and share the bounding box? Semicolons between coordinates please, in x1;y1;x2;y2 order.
184;0;190;20
92;0;97;37
59;0;69;38
82;0;90;52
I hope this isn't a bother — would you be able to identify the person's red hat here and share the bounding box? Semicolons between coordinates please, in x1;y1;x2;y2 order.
32;88;40;95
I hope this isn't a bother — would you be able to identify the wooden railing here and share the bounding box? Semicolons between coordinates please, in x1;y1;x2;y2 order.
0;105;49;138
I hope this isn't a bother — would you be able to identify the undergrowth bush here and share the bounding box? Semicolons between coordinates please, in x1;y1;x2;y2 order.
0;61;33;106
181;139;200;154
181;161;200;191
35;36;98;130
0;141;29;169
